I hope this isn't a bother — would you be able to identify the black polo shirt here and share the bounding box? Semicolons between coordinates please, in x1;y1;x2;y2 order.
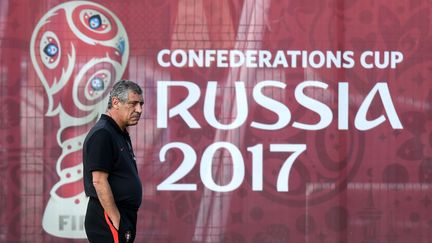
83;114;142;211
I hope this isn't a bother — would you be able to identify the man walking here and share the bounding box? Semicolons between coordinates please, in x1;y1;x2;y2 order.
83;80;143;243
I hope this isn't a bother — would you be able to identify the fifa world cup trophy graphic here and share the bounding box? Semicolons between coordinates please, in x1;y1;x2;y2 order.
30;1;129;238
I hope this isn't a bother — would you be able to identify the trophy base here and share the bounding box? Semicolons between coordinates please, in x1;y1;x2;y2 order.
42;193;88;239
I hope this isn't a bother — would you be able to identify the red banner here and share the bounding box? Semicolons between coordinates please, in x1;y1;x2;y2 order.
0;0;431;242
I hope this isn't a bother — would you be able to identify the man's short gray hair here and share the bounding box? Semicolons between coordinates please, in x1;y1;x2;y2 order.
107;80;142;109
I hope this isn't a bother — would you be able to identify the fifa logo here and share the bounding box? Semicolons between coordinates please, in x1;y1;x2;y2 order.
30;1;129;238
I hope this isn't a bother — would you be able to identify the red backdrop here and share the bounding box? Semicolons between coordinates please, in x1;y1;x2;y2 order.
0;0;431;242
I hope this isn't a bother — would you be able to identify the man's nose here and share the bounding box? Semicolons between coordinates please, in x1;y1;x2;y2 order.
135;103;143;113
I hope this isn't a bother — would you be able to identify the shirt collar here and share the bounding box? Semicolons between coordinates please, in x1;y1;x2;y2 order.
100;114;129;136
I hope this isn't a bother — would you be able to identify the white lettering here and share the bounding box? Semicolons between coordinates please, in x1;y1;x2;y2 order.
355;82;403;130
251;81;291;130
204;82;248;129
293;81;333;130
157;81;201;128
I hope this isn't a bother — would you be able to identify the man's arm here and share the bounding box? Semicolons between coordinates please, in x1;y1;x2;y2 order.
92;170;121;230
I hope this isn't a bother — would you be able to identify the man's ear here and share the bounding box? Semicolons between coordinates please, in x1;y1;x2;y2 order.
112;97;120;109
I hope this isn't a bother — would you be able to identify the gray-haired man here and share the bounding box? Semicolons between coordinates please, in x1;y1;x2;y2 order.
83;80;143;243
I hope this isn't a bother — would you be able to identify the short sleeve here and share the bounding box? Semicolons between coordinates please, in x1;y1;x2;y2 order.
84;129;115;173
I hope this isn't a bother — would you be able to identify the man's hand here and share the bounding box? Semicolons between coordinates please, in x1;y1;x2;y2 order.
92;170;121;229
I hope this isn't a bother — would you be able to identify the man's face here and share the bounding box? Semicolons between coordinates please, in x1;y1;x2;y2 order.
118;91;144;127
